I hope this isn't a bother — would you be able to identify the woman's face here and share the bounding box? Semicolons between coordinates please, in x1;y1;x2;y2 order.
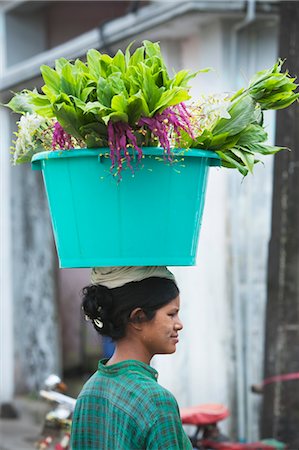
141;296;183;356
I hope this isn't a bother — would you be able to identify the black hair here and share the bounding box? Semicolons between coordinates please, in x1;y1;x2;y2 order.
82;277;179;341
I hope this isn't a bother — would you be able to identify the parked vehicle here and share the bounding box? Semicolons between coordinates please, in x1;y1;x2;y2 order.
36;375;74;450
181;404;287;450
37;375;287;450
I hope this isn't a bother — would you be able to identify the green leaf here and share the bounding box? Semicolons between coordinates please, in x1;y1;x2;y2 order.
87;49;102;79
107;74;127;95
74;59;88;73
111;93;128;113
131;90;150;117
112;50;126;72
28;91;54;117
216;150;249;176
231;148;255;173
234;59;299;111
125;41;134;67
83;101;107;115
5;91;34;114
60;62;79;97
85;133;105;148
143;40;162;59
209;134;240;151
79;121;107;137
212;94;256;136
191;129;214;148
129;47;145;67
41;85;57;102
139;64;163;113
52;102;85;139
236;123;268;146
102;111;128;124
55;58;69;75
247;143;287;155
97;77;114;107
40;65;61;95
81;86;95;103
79;122;108;147
264;93;299;110
127;97;144;124
69;96;89;112
99;54;113;77
52;92;73;108
152;87;190;115
171;70;194;88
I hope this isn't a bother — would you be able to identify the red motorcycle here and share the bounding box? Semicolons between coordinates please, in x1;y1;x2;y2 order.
180;404;287;450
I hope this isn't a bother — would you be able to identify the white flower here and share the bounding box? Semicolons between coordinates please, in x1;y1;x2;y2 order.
12;113;51;164
189;93;232;136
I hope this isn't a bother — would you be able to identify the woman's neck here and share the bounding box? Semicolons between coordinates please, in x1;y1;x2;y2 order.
106;338;152;366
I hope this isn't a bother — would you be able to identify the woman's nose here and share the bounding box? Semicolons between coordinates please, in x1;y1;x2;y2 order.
175;316;183;331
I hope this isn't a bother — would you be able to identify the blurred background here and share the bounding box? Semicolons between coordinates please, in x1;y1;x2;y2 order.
0;0;298;448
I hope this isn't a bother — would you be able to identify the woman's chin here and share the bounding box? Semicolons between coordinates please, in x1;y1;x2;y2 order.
157;346;177;355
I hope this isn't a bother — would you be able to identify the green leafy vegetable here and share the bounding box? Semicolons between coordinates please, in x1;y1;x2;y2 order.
184;60;299;176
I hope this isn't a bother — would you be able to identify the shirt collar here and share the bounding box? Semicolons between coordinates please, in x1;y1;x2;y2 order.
98;358;158;381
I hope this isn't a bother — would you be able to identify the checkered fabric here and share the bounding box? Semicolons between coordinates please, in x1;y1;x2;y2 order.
71;359;192;449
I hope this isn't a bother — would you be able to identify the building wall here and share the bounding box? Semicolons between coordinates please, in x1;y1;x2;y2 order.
57;268;102;374
5;1;134;66
45;1;132;49
10;156;61;393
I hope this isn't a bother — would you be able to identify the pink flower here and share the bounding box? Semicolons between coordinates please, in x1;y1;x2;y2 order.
138;102;194;160
52;122;72;150
107;121;142;179
107;102;194;177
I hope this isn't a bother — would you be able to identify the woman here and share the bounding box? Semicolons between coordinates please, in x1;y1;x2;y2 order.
71;266;192;450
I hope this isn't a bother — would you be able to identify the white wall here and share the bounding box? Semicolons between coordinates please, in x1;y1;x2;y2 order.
0;11;14;406
5;8;47;67
154;25;233;436
0;107;14;405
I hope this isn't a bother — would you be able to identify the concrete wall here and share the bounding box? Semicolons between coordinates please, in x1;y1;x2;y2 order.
5;0;135;66
10;155;61;393
57;268;101;374
45;1;132;49
0;11;15;405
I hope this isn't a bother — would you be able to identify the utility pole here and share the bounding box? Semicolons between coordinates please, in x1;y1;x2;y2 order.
261;1;299;446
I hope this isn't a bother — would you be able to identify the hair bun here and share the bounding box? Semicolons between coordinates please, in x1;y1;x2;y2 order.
82;284;113;320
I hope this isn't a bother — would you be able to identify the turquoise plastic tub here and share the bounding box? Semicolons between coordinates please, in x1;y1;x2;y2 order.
32;147;220;268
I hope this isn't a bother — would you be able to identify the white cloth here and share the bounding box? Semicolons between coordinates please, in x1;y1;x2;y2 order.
90;266;176;289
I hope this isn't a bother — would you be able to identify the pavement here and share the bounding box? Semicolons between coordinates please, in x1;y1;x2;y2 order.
0;396;50;450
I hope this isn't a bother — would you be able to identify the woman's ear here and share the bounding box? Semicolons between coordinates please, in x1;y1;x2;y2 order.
129;308;147;330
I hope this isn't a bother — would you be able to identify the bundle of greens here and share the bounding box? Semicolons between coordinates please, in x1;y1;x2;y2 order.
182;59;299;175
6;41;198;170
5;40;299;176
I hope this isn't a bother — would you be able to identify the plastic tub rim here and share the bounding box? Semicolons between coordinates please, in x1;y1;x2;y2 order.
31;146;221;167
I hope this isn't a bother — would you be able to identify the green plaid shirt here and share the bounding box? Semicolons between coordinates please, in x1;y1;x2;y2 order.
71;359;192;450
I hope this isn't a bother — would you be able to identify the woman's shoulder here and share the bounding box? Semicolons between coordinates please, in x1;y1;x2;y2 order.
77;361;179;414
150;384;178;410
134;375;178;410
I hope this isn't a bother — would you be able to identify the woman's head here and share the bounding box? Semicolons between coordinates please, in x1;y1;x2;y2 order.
82;276;180;341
